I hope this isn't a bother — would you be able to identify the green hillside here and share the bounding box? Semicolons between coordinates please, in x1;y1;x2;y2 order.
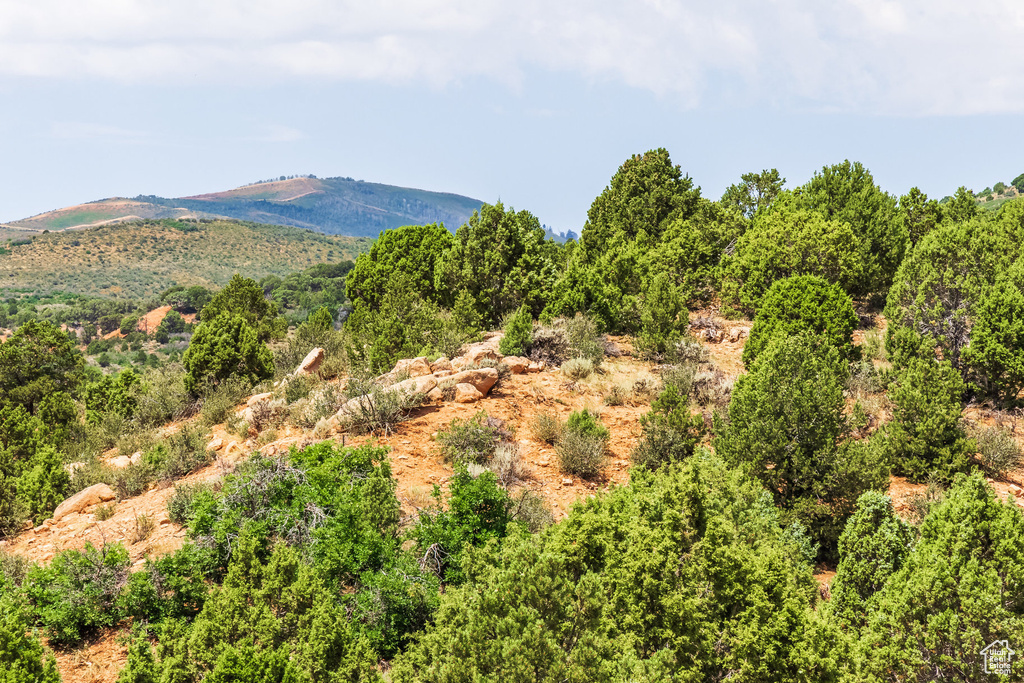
0;218;370;298
6;176;484;237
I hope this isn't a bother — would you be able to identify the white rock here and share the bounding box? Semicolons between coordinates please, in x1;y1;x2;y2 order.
108;455;132;470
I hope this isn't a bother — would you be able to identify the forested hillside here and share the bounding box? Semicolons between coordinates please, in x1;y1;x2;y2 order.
1;150;1023;682
0;218;369;298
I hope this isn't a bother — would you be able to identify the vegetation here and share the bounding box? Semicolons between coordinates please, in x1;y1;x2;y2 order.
0;219;368;299
3;152;1024;682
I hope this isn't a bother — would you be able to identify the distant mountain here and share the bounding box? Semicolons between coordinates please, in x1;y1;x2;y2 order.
4;176;485;237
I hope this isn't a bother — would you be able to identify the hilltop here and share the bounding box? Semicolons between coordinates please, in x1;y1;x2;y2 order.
0;218;369;298
4;176;484;237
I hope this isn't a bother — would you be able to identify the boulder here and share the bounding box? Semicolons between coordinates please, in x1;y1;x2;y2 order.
464;345;501;365
53;484;116;523
392;375;438;396
130;451;143;466
426;387;445;403
448;368;499;395
503;356;530;374
294;347;325;376
393;356;433;378
108;455;132;470
430;357;453;373
454;383;484;403
432;370;454;379
246;392;274;407
527;362;544;373
207;438;224;451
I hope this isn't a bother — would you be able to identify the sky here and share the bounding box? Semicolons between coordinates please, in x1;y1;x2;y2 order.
1;0;1023;232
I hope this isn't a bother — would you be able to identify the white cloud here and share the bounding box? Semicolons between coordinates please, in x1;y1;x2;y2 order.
2;1;1024;115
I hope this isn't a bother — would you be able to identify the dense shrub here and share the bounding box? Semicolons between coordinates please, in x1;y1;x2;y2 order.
346;223;454;311
434;201;558;326
722;200;864;313
410;469;511;585
855;473;1024;681
962;266;1024;404
141;535;381;682
564;408;609;443
631;384;706;471
391;457;844;681
879;357;973;482
498;304;533;356
183;313;274;397
0;596;60;683
827;491;913;630
24;542;130;646
742;275;859;366
0;319;84;414
200;273;283;341
635;271;687;358
884;220;1007;371
715;334;887;557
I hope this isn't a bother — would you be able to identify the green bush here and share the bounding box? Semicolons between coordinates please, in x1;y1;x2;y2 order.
827;491;913;630
879;357;972;482
410;468;511;585
564;313;604;365
564;408;609;443
742;274;859;367
498;304;533;356
436;412;509;465
722;200;864;313
183;313;274;397
0;596;60;683
856;473;1024;681
631;385;706;471
714;334;887;557
200;273;283;342
391;457;845;680
346;223;454;312
962;266;1024;404
635;271;687;358
17;446;71;524
24;542;130;646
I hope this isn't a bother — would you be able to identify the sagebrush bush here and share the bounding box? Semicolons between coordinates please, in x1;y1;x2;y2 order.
488;443;526;486
509;490;553;532
564;313;604;365
527;323;569;364
113;464;151;499
531;412;563;444
561;357;594;381
342;383;424;436
556;429;607;478
199;376;251;427
95;503;116;521
603;385;627;406
973;425;1022;478
437;412;510;464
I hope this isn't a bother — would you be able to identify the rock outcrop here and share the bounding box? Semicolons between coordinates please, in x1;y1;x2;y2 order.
53;484;116;523
293;347;325;376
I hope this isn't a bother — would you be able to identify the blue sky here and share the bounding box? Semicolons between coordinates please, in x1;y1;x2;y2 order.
1;1;1023;232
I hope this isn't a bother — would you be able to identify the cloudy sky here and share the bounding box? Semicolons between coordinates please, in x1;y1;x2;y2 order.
1;0;1022;230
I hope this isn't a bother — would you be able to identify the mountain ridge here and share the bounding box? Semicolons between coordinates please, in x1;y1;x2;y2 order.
4;176;485;237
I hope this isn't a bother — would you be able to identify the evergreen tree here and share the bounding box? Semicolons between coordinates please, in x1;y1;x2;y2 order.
183;314;274;396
